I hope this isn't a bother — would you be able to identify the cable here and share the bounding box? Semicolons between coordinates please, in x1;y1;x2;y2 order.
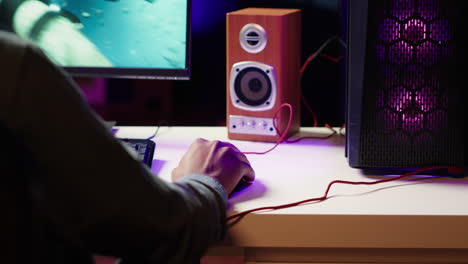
300;35;342;75
146;120;170;140
337;36;347;49
227;166;465;223
146;126;160;140
300;35;345;128
319;53;344;63
283;123;337;143
238;37;346;152
300;93;319;127
339;123;346;136
240;36;346;153
145;125;161;140
241;106;338;153
242;103;293;155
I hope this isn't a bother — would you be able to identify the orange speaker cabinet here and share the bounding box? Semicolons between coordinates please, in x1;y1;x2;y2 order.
226;8;301;142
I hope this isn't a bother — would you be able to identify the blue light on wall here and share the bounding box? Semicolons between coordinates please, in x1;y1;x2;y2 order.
192;0;238;33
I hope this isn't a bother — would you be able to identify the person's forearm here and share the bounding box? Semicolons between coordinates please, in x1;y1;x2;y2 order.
84;173;228;264
172;173;228;242
1;34;225;264
123;174;228;264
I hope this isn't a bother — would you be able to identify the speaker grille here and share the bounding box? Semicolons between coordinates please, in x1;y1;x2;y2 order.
234;67;272;106
359;0;463;167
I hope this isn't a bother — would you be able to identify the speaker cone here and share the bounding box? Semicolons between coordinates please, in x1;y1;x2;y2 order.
234;67;272;106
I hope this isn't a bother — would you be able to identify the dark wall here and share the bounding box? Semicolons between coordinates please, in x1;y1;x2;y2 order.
102;0;346;127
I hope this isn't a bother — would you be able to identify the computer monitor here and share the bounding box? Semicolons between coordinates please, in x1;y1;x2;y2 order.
0;0;191;80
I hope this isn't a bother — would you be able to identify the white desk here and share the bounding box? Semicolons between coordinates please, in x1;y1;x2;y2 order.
115;126;468;264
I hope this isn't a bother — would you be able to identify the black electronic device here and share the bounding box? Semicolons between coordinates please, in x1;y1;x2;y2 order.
119;138;156;168
345;0;466;172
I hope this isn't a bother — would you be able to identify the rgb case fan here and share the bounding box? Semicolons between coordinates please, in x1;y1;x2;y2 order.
346;0;465;170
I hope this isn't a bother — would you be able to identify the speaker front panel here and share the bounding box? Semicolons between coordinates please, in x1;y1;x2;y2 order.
226;8;301;142
229;61;277;112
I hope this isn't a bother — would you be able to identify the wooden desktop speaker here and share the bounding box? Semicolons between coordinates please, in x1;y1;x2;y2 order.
226;8;301;142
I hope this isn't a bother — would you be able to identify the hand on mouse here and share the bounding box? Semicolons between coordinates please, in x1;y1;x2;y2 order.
171;138;255;195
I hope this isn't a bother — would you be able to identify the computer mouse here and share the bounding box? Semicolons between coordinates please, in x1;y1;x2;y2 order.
231;176;254;195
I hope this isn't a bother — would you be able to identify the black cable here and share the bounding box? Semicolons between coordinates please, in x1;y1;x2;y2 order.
146;126;160;140
306;35;346;65
146;120;170;140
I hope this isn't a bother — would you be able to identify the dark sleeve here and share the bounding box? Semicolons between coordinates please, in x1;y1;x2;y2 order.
2;34;227;264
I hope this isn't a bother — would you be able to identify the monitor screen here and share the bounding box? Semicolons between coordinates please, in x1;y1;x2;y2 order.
0;0;191;80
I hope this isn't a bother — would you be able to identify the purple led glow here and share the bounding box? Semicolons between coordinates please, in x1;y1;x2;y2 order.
402;111;424;134
425;72;441;88
388;86;412;112
413;132;432;145
402;65;425;89
426;110;448;131
416;41;441;65
391;0;414;20
378;109;400;130
441;92;449;108
383;66;400;89
387;131;411;144
376;0;451;138
403;19;426;44
379;18;401;43
415;86;437;112
430;19;452;42
417;0;439;21
389;41;413;64
376;89;385;109
376;44;387;63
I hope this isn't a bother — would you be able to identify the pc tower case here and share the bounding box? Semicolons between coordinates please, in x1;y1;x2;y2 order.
346;0;465;171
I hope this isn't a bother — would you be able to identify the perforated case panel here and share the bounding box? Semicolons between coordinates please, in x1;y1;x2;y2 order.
357;0;464;167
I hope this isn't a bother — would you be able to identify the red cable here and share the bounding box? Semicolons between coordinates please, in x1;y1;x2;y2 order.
301;94;319;127
321;54;344;63
284;123;336;143
227;166;465;222
299;53;344;127
300;53;344;75
240;52;344;153
230;52;465;223
339;123;346;136
241;104;337;154
242;103;293;155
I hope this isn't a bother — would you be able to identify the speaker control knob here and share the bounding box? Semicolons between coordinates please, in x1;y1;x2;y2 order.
257;121;268;130
229;115;277;136
234;120;245;128
246;120;256;128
